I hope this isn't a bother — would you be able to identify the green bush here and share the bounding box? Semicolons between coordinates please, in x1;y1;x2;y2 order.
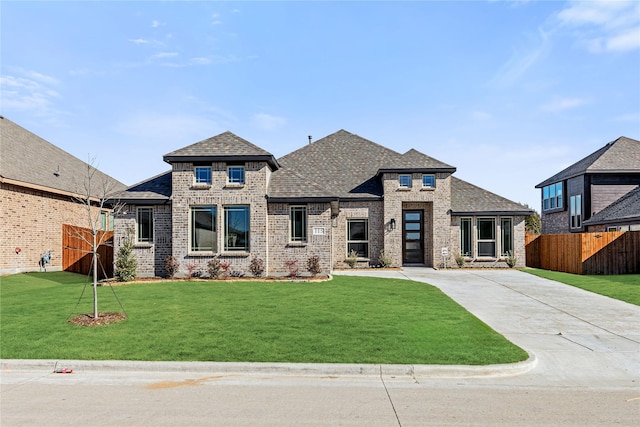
114;238;137;282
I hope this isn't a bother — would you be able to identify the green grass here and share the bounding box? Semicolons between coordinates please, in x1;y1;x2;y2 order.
0;272;527;365
524;269;640;306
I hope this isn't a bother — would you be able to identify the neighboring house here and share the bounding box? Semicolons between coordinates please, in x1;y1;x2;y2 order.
0;117;127;274
113;130;532;277
535;136;640;234
583;185;640;232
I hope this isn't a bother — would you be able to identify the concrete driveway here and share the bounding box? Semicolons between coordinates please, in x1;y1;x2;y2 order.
335;268;640;388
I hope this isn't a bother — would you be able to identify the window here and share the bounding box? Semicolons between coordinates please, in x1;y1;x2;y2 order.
227;166;245;184
100;211;108;231
194;167;212;185
542;182;563;211
477;218;496;257
399;174;412;188
460;218;472;257
501;218;513;256
191;206;216;252
225;206;249;251
347;219;369;258
137;207;153;243
422;174;435;188
290;206;307;242
570;195;582;229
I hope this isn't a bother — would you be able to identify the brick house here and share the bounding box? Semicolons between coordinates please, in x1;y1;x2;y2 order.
113;130;532;277
0;117;126;275
535;136;640;234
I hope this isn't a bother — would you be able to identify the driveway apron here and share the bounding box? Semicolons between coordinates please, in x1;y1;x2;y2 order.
335;268;640;387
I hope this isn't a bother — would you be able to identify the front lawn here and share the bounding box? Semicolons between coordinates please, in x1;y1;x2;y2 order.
524;269;640;306
0;272;527;365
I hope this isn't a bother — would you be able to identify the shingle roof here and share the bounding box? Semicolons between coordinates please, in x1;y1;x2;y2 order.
112;171;172;204
583;186;640;225
451;177;532;215
536;136;640;188
271;130;455;199
163;131;279;170
0;116;126;197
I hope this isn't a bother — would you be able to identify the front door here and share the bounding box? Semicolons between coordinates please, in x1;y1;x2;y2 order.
403;210;424;264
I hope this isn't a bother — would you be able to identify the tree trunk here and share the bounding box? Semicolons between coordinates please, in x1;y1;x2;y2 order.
93;231;99;318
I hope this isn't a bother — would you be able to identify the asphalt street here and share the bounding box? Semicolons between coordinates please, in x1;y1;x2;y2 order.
1;268;639;426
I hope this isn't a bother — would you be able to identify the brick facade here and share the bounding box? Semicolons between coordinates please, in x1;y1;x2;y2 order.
1;183;103;274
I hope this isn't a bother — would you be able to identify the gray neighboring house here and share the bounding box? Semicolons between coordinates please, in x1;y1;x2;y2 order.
535;136;640;234
113;130;532;277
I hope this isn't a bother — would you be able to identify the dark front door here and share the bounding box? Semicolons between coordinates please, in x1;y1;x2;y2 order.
403;210;424;264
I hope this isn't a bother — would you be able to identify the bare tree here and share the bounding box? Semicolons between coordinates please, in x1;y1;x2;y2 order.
69;157;124;319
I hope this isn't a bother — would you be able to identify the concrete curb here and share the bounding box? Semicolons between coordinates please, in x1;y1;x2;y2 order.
1;354;536;379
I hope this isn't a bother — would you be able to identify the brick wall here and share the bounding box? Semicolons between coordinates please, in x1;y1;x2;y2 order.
331;201;385;269
268;202;332;275
381;172;452;267
113;204;172;278
1;183;103;274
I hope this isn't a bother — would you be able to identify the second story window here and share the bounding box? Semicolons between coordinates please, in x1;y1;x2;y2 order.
422;174;435;188
542;182;563;211
194;167;212;185
228;166;245;185
399;174;412;188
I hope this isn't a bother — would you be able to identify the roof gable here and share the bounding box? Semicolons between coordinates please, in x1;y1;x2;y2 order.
536;136;640;188
451;177;532;215
0;116;126;197
113;170;172;203
272;130;455;199
163;131;279;170
584;185;640;225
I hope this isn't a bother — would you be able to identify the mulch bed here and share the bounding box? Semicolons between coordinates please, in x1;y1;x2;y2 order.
68;312;127;327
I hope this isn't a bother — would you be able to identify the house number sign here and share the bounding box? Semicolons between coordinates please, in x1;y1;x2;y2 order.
312;227;326;236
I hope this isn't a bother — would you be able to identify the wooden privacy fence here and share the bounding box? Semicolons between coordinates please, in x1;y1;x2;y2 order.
525;231;640;275
63;224;114;279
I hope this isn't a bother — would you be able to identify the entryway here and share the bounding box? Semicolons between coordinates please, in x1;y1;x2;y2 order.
402;210;424;264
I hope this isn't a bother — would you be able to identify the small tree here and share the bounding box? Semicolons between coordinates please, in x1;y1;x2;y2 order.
524;205;541;234
207;257;222;279
114;227;137;282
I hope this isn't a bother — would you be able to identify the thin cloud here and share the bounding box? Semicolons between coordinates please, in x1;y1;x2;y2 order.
151;52;179;59
541;97;589;112
252;113;286;131
490;27;550;88
611;112;640;122
555;0;640;53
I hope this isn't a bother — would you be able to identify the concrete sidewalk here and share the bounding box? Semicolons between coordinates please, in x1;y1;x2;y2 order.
336;268;640;388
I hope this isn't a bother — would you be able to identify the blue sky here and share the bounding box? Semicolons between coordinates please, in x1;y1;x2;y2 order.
2;1;639;211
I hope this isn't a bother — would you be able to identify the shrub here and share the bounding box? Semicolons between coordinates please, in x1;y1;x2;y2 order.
378;249;393;268
219;261;232;278
185;262;199;279
207;257;222;279
164;255;180;278
283;259;299;278
249;257;265;277
115;238;137;282
505;251;517;268
307;255;321;276
455;253;466;268
345;249;359;268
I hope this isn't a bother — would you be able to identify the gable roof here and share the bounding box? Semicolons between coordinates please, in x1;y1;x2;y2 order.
112;171;172;204
451;177;532;215
271;130;455;200
163;131;280;170
0;116;126;198
583;185;640;226
536;136;640;188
